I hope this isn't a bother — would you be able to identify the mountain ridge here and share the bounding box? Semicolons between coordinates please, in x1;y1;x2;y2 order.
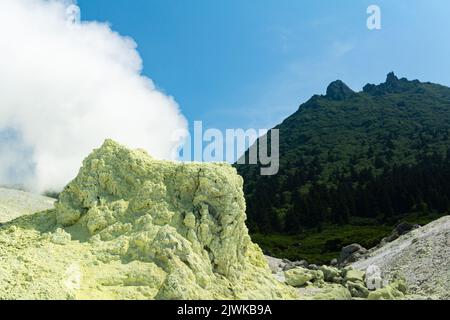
235;72;450;262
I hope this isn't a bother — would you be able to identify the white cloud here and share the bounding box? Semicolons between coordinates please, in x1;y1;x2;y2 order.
331;41;355;57
0;0;187;193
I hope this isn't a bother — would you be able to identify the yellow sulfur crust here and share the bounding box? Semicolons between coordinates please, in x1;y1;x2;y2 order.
0;139;297;300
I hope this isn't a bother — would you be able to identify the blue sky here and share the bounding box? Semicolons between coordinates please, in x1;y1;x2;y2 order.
77;0;450;133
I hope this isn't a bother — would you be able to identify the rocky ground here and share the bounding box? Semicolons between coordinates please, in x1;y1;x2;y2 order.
0;188;55;223
266;215;450;300
351;216;450;300
266;255;407;300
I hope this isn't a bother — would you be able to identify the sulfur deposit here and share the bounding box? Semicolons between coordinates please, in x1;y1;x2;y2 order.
0;140;296;300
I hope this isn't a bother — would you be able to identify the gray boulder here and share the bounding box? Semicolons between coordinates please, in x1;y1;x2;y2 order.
379;222;421;246
339;243;367;265
282;259;309;271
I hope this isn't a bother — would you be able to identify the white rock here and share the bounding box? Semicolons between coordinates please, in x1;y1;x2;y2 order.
365;265;383;290
366;275;383;290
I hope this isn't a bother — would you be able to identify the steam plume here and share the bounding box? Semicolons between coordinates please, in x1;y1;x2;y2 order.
0;0;187;193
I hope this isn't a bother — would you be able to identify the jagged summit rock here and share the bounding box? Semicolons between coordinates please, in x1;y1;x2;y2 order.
386;71;399;83
325;80;355;100
363;72;420;95
0;140;296;300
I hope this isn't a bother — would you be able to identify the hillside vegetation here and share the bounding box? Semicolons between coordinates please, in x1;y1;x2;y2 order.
236;73;450;262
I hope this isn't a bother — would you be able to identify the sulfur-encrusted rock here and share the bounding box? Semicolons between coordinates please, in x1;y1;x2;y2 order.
49;228;72;245
345;269;365;283
285;268;313;287
298;283;352;300
319;265;342;283
0;140;297;300
346;281;369;298
367;280;407;300
284;267;323;287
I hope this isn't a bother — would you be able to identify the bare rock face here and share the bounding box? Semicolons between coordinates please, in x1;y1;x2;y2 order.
0;140;296;300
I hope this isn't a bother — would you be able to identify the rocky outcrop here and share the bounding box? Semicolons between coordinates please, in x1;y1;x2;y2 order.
337;223;422;268
338;243;367;266
325;80;355;101
378;222;421;247
0;140;296;300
